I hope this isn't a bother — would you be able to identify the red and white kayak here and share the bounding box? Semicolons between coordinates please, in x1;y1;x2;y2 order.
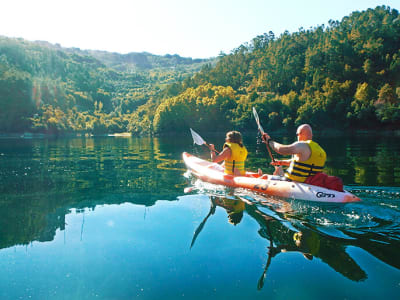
183;152;361;203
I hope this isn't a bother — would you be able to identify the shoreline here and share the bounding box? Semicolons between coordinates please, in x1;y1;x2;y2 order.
0;132;133;139
0;129;399;139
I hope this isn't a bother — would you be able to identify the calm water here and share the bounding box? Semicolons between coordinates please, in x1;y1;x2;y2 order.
0;134;399;299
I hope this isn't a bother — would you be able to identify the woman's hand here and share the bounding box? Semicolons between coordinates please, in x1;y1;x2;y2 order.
209;144;216;160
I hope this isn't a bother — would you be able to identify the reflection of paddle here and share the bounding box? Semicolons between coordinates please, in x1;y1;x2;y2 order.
237;195;278;290
252;107;275;163
190;128;219;154
190;197;217;249
257;220;275;290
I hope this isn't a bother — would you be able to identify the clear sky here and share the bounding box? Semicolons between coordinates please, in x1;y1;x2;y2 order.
1;0;398;58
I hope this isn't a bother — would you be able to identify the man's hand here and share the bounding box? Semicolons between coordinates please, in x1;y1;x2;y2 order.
271;160;281;166
271;159;291;167
262;132;271;143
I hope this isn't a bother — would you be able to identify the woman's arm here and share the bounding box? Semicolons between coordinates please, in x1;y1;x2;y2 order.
209;144;231;163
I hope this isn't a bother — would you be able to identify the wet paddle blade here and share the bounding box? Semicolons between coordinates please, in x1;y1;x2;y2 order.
190;128;206;146
252;107;265;135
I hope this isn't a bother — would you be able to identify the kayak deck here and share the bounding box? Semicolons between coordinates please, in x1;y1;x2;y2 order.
183;152;361;203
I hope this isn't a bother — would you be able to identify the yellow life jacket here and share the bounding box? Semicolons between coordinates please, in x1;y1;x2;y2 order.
221;198;246;213
285;140;326;182
223;142;248;175
220;198;245;226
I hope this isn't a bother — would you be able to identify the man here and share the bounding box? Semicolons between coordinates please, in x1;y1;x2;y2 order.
262;124;326;182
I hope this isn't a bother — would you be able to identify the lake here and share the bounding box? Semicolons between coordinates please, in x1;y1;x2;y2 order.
0;133;399;299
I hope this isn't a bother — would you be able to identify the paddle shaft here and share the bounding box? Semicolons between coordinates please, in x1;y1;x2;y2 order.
265;139;275;163
204;142;219;154
252;108;275;163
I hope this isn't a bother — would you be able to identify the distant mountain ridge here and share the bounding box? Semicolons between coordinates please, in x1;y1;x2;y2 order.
31;39;212;72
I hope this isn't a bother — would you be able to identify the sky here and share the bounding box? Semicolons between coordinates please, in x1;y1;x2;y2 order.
1;0;399;58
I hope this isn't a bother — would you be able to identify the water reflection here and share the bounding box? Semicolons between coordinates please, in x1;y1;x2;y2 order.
321;136;400;186
0;137;186;251
188;189;400;290
0;134;399;297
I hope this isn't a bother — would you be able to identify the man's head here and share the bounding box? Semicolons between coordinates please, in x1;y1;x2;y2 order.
296;124;312;141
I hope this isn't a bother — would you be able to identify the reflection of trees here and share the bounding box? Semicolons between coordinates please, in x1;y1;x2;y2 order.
318;136;400;186
246;135;400;187
0;137;187;199
0;137;184;250
0;196;68;249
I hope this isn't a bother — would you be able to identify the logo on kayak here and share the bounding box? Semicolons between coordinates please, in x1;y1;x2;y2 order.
316;191;335;198
253;183;269;191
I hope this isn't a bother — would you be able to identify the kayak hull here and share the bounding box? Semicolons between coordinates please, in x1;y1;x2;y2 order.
182;152;361;203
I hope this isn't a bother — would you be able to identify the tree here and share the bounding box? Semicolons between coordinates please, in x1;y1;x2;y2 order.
374;84;400;122
153;84;237;133
348;83;377;125
0;67;34;132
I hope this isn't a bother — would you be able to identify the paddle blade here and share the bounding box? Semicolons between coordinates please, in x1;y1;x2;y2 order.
252;107;265;135
190;128;206;146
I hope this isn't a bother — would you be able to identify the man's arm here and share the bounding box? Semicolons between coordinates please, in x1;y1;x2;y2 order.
271;159;291;167
268;140;311;161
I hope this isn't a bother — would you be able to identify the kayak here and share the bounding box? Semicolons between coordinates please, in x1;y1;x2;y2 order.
182;152;361;203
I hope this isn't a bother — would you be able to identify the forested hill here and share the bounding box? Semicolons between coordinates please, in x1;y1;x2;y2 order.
153;5;400;134
1;5;400;136
0;36;213;134
34;41;208;71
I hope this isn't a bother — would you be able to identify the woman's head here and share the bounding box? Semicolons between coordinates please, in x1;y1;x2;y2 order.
226;131;243;145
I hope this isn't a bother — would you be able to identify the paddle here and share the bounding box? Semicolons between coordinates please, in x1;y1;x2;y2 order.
257;221;275;290
252;107;275;163
190;197;217;249
190;128;219;153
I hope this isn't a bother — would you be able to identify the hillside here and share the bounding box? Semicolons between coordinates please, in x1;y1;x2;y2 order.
0;36;214;134
0;5;399;136
33;40;210;71
153;5;400;134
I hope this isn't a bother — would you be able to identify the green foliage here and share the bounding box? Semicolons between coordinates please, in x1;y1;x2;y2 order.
153;5;400;133
348;82;377;125
0;35;211;134
1;6;399;135
374;83;400;122
0;65;34;132
153;84;237;132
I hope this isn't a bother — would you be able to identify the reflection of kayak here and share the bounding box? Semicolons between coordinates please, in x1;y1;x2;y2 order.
183;152;361;203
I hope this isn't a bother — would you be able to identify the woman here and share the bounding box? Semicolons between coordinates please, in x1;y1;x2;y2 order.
209;131;248;176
